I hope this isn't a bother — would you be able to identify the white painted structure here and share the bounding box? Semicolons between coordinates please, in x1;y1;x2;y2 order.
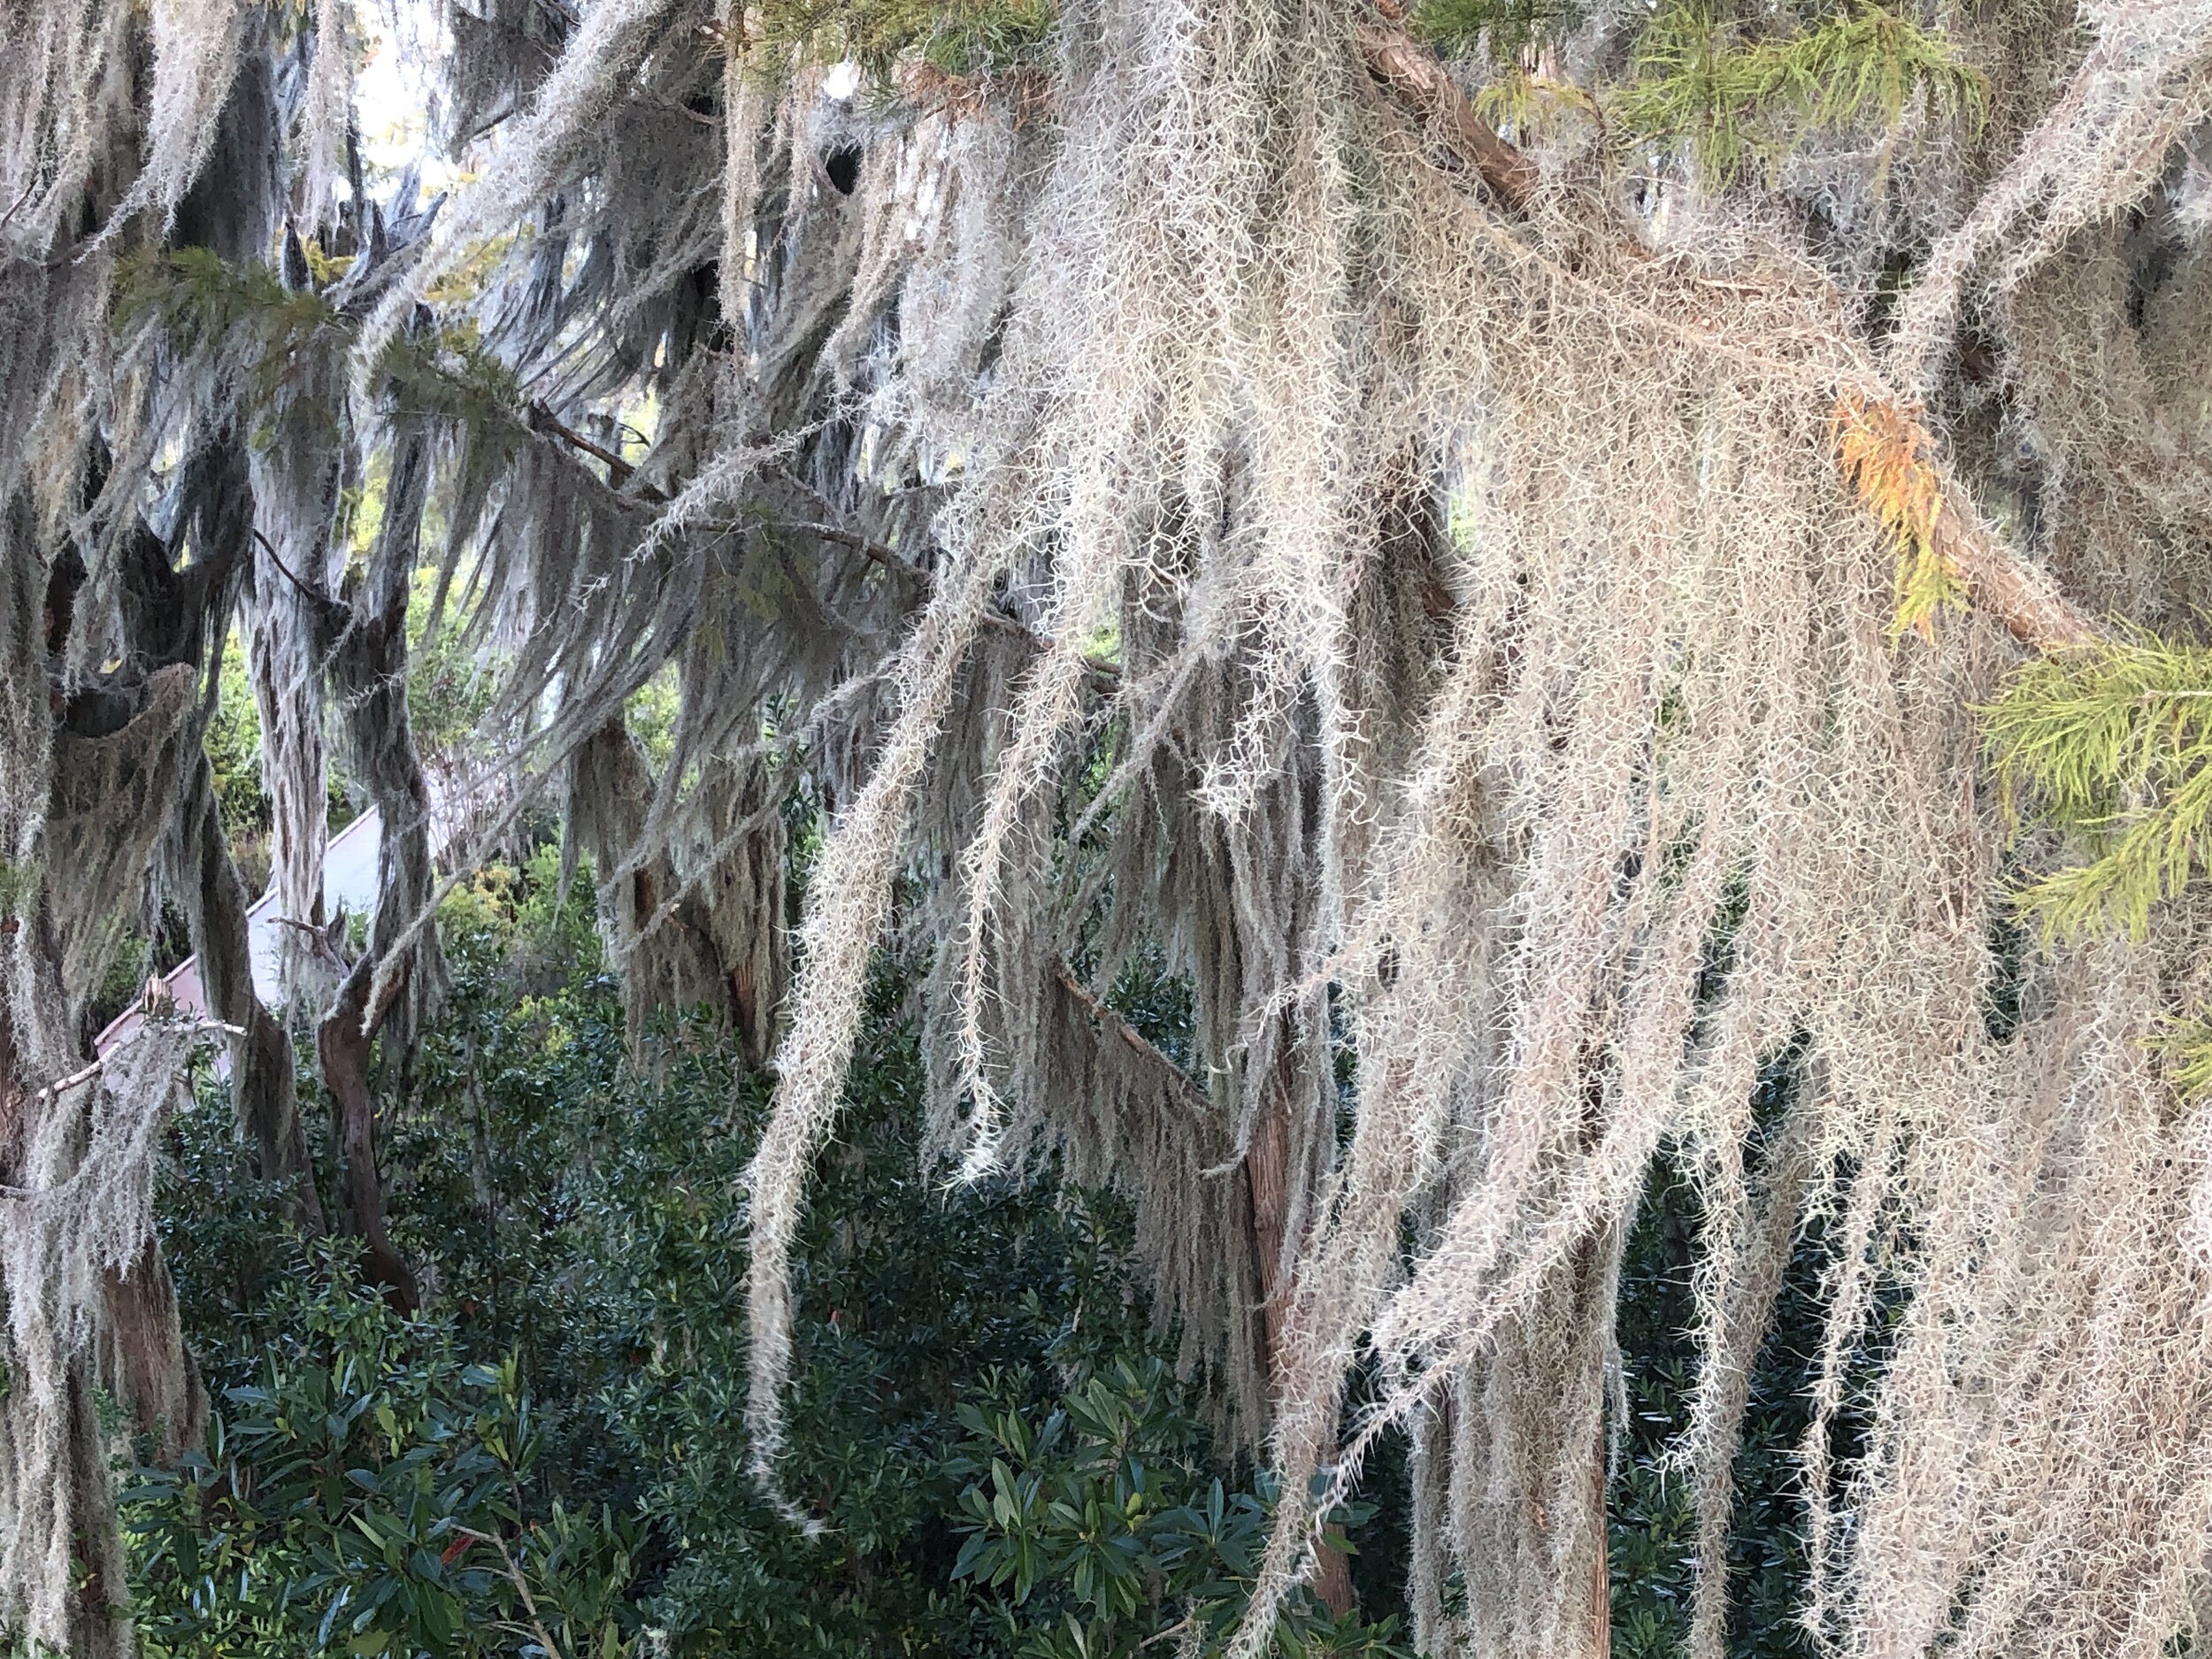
93;806;388;1055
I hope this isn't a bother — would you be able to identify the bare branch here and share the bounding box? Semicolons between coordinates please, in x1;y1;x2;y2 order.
1051;958;1211;1116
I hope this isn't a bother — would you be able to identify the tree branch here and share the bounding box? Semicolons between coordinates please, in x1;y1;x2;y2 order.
1932;495;2104;651
525;396;1133;677
1352;12;2109;655
527;404;636;489
1354;21;1539;210
772;478;1125;684
454;1527;572;1659
1051;958;1212;1115
318;949;420;1310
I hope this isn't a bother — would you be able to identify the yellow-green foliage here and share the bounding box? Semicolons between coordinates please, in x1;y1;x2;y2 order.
1469;65;1605;145
114;247;339;344
422;230;522;307
0;856;33;920
385;317;529;436
1830;395;1964;640
748;0;1053;77
1613;1;1985;180
114;247;344;403
1985;638;2212;941
2158;1014;2212;1101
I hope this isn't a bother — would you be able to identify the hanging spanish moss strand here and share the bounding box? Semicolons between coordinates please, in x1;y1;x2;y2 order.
0;1018;204;1655
5;0;2212;1653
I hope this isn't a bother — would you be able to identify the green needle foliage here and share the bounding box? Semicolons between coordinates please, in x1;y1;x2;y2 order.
748;0;1056;77
2160;1016;2212;1102
116;248;533;455
1985;638;2212;942
114;247;343;364
1412;0;1587;63
1611;0;1985;181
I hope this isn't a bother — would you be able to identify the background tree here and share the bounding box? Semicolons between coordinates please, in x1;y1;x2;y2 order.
2;0;2210;1655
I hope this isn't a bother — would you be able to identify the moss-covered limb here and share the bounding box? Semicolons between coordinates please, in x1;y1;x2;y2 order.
167;751;323;1227
1928;490;2103;654
1357;16;1541;209
116;247;638;511
1050;957;1211;1113
775;488;1123;680
1831;395;2106;650
1362;16;2104;657
322;418;449;1063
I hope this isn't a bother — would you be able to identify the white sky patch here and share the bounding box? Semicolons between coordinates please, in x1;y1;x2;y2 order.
354;0;453;204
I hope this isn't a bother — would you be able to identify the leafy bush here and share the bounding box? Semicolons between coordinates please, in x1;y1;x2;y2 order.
134;849;1412;1656
948;1364;1409;1657
136;842;1832;1656
1606;1129;1824;1659
123;1252;641;1659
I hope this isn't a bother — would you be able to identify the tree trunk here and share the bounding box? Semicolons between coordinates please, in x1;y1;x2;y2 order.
1245;1051;1357;1619
175;755;323;1228
0;546;217;1657
314;416;445;1067
570;722;787;1064
0;941;203;1658
248;549;339;1012
319;952;419;1308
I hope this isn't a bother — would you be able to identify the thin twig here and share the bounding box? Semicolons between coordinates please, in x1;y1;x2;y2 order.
251;527;329;607
791;519;933;584
1139;1613;1198;1649
453;1527;569;1659
271;913;355;972
1051;958;1212;1115
40;1011;244;1103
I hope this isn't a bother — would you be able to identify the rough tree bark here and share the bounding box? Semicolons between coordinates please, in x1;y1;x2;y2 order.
318;949;419;1307
293;404;445;1300
127;422;327;1223
316;417;447;1059
1244;1055;1359;1619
